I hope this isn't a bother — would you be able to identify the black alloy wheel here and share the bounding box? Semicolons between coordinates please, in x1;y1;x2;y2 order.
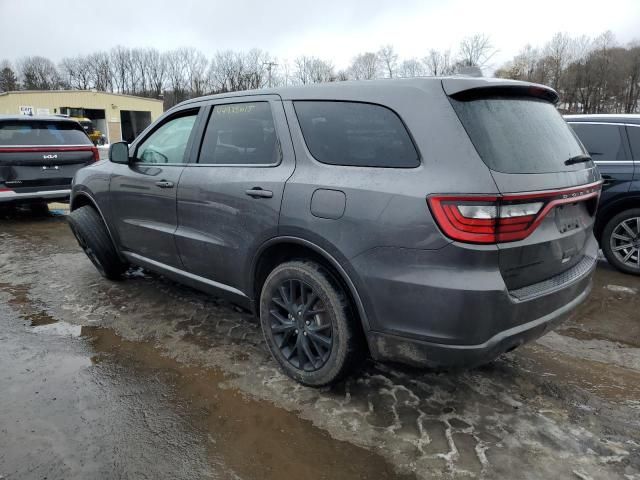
269;278;333;371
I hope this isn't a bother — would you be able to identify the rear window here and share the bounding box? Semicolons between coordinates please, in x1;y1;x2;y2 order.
294;101;419;168
0;120;92;146
450;96;585;174
569;123;628;161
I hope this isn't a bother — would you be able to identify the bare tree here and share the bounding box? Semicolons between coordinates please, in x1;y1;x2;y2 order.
544;32;573;90
87;52;113;92
110;46;131;94
422;49;453;76
398;58;425;77
165;49;188;102
348;52;379;80
181;47;209;96
293;56;335;84
145;49;166;98
18;56;60;90
377;44;398;78
457;34;496;69
623;42;640;113
59;55;93;90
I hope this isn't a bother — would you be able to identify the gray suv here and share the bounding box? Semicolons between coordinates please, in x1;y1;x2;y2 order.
69;78;601;386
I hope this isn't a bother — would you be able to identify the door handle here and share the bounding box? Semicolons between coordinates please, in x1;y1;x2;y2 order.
245;187;273;198
155;180;174;188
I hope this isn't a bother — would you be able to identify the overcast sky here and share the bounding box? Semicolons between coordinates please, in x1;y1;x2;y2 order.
1;0;639;70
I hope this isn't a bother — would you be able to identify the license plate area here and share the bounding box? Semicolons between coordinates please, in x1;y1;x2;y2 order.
554;203;584;234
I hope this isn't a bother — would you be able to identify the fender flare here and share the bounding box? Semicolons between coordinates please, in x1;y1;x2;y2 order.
70;191;125;262
250;236;372;332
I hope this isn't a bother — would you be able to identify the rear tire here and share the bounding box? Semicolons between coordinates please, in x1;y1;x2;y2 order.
259;261;364;387
601;208;640;275
68;206;127;280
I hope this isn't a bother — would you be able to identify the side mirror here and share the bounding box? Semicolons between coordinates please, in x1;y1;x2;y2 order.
109;141;130;164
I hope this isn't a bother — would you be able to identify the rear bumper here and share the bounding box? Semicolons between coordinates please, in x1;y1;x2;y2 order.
368;278;591;368
0;188;71;203
352;235;598;368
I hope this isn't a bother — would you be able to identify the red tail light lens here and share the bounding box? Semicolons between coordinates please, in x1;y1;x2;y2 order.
428;182;603;244
91;146;100;162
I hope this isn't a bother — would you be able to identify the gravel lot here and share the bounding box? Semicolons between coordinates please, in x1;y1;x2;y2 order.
1;205;639;480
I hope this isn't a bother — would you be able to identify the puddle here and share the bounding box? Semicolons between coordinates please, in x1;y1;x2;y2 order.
537;331;640;373
521;343;640;402
83;326;413;480
24;310;59;326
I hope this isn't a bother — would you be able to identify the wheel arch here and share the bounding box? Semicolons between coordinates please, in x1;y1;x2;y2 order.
250;236;372;335
596;195;640;242
69;191;124;261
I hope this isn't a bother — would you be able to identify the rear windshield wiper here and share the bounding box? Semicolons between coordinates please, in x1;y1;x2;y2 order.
564;154;592;166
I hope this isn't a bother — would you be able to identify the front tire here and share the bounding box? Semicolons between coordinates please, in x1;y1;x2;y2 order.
259;261;363;387
68;206;127;280
601;208;640;275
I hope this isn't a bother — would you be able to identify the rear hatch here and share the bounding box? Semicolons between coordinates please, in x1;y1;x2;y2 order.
0;118;97;194
441;79;601;290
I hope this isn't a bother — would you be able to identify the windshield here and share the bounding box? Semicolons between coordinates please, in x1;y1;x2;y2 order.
450;96;587;174
0;120;92;146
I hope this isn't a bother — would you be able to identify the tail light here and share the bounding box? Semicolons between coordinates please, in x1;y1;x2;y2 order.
91;146;100;162
428;181;602;244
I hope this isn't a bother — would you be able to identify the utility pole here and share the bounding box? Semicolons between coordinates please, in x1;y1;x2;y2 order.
264;61;278;88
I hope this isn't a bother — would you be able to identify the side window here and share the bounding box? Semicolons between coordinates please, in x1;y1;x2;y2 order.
569;123;628;161
627;126;640;161
198;102;280;165
135;112;198;164
294;101;419;168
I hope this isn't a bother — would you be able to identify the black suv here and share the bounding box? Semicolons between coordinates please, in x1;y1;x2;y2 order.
566;115;640;275
0;115;99;208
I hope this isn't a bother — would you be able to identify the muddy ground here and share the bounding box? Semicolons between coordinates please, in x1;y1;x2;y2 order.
0;205;639;480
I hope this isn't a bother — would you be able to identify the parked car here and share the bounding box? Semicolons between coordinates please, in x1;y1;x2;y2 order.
565;114;640;275
68;78;601;386
0;115;99;208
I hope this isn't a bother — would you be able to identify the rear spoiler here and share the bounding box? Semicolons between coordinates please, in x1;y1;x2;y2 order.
441;78;559;104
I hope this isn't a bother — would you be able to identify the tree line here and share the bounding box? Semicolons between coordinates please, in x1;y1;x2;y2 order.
0;34;494;108
0;31;637;113
495;31;640;113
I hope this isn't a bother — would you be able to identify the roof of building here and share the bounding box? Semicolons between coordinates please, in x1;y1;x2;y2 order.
0;90;164;102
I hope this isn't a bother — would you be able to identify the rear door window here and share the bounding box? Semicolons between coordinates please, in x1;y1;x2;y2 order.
570;123;629;161
198;102;280;165
450;96;586;174
294;101;419;168
0;120;92;146
626;126;640;160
